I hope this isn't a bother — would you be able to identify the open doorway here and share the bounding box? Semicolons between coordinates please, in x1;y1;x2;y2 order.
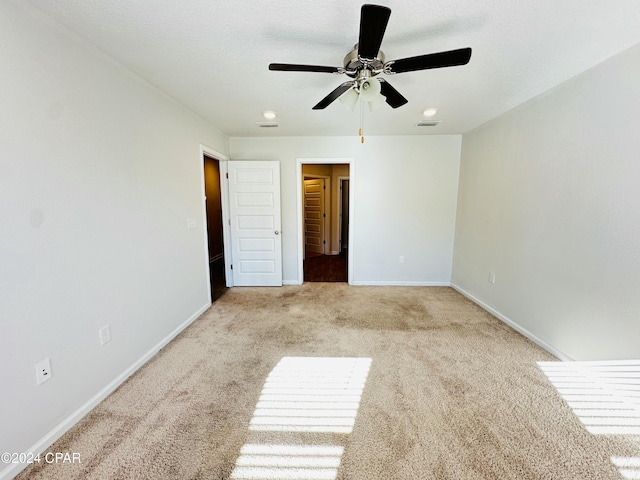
203;154;227;301
301;163;350;282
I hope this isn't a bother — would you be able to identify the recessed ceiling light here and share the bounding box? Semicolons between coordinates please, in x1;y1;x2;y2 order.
263;111;276;120
422;108;438;117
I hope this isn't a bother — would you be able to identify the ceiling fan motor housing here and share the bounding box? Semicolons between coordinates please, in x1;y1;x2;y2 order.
343;45;385;78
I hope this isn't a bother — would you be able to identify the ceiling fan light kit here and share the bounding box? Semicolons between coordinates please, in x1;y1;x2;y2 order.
359;76;381;102
338;86;359;110
337;70;386;112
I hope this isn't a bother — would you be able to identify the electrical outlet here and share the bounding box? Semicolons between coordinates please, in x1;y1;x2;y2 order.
489;272;496;284
399;256;405;264
99;324;112;346
35;357;52;386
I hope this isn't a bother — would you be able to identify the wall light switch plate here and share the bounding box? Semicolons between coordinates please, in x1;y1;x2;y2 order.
187;217;197;230
489;272;496;284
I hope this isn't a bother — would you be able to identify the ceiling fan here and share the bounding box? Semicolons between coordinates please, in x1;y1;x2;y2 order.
269;4;472;110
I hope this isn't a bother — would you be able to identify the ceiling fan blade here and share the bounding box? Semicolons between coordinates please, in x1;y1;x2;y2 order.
387;47;472;74
269;63;342;74
357;4;391;60
312;82;354;110
379;80;408;108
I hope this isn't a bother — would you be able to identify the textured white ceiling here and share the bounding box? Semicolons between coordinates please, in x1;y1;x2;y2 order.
26;0;640;137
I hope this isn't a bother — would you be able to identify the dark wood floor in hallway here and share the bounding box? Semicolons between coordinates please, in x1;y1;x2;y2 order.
303;253;347;282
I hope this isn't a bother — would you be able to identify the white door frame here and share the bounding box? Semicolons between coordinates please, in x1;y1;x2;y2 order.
296;158;354;284
200;145;233;292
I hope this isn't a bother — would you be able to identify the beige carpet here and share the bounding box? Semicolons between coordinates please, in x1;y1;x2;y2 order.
17;284;639;479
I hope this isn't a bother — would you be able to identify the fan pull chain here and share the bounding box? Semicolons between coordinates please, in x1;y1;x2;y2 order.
359;98;365;143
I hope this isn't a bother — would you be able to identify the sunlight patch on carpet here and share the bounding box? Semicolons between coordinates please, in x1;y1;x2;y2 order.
231;357;372;480
231;444;343;480
537;360;640;435
611;456;640;479
538;359;640;479
249;357;371;434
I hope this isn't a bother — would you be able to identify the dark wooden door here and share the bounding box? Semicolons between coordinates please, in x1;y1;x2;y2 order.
341;179;350;254
203;155;227;301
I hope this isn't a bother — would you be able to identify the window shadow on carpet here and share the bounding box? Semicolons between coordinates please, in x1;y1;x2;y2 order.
230;357;372;480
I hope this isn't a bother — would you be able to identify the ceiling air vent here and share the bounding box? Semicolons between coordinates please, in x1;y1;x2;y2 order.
256;122;279;128
415;120;441;127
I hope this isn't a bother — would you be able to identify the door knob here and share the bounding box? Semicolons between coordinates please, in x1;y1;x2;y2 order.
275;230;280;235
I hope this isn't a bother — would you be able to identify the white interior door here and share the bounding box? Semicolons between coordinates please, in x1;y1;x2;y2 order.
303;178;325;256
228;161;282;286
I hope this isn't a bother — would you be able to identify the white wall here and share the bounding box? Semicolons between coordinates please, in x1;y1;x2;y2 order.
452;43;640;361
229;135;462;285
0;2;228;476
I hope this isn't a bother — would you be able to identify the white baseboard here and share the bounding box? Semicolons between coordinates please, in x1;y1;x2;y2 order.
0;302;211;480
450;283;573;361
281;280;450;287
351;280;451;286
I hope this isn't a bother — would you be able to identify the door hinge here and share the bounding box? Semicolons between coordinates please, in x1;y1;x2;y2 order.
230;264;233;270
226;172;229;179
323;185;326;190
228;219;231;226
323;240;326;244
323;213;326;218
